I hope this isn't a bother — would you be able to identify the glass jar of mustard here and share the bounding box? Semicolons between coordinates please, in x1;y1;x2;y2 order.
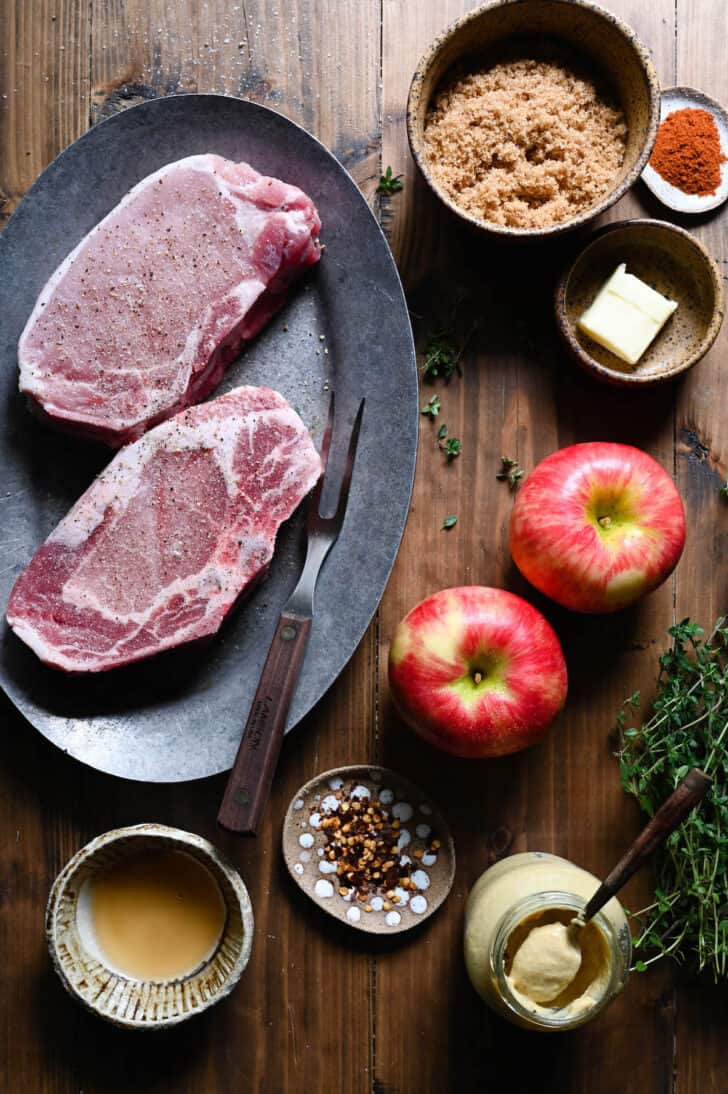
464;851;631;1031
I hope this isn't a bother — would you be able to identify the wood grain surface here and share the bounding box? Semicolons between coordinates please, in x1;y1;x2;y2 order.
1;1;727;1091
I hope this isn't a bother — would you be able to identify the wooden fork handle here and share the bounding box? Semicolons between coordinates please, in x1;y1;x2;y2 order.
217;612;312;835
583;768;712;922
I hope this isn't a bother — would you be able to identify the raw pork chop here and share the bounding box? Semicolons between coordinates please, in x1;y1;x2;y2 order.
19;154;321;446
7;386;322;672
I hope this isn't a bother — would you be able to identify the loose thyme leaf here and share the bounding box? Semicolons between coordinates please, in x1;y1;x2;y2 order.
496;455;525;490
376;166;404;195
421;395;441;418
422;329;463;382
442;515;458;530
617;617;728;981
437;423;448;440
441;436;462;460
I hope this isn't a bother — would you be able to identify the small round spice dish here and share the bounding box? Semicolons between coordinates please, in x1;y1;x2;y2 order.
283;765;455;935
46;824;254;1029
556;218;724;386
641;87;728;214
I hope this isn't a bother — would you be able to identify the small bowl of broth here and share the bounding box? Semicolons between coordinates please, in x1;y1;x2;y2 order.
46;824;254;1029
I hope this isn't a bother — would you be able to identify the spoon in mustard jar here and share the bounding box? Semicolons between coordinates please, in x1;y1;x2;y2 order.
570;767;713;935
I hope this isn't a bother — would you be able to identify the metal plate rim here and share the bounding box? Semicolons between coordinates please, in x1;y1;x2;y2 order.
0;93;418;783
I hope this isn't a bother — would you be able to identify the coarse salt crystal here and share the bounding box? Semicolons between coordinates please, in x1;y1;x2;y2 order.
351;784;371;800
309;812;321;828
410;895;428;914
293;863;304;875
411;869;430;891
293;798;304;810
370;896;384;912
422;853;437;867
314;879;334;898
347;906;362;923
299;832;314;849
400;854;412;867
416;824;431;839
320;794;339;813
379;788;394;805
319;860;337;874
397;829;411;851
385;910;401;927
392;801;413;822
299;850;312;863
328;776;344;790
394;886;410;905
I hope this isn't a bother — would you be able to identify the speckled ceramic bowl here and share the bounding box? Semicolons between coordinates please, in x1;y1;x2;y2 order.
46;824;254;1030
282;765;456;936
556;218;725;385
407;0;660;240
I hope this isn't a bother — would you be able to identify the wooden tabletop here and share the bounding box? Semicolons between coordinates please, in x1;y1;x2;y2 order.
2;1;727;1091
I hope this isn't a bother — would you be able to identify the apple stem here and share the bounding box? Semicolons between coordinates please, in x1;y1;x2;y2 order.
598;515;612;529
473;671;483;685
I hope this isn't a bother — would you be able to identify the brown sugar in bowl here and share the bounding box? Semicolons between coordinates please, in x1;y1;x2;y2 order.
556;218;725;385
407;0;661;240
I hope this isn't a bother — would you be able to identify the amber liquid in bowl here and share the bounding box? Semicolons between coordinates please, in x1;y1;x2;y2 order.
79;849;227;981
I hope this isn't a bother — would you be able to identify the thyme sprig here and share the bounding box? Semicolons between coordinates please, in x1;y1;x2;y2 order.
617;617;728;981
496;455;524;490
376;166;403;195
421;329;464;382
420;395;441;418
440;436;462;461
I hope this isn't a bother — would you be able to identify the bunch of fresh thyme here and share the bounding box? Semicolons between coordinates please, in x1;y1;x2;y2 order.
617;617;728;980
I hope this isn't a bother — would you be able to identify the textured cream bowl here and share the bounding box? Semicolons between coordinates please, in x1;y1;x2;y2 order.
46;824;254;1030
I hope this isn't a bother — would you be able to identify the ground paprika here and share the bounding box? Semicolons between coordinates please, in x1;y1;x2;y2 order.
649;106;726;196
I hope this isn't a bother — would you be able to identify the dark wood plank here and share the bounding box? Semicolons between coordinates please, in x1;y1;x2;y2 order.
89;0;381;191
672;3;728;1091
0;0;91;226
3;0;728;1090
1;10;92;1091
375;1;682;1091
1;2;380;1092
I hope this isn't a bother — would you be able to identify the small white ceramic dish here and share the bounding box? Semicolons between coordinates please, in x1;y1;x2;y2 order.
642;86;728;213
283;765;455;935
46;824;254;1029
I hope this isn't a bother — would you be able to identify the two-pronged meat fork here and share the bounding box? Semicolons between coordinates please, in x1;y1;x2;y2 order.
218;394;364;835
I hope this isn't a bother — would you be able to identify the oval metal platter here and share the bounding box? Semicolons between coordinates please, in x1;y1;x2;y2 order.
0;94;417;782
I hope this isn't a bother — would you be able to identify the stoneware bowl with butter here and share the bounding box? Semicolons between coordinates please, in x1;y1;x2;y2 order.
407;0;661;240
556;218;725;385
46;823;254;1030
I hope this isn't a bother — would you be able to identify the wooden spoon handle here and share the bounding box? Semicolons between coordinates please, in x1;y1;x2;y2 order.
217;612;312;836
582;768;712;923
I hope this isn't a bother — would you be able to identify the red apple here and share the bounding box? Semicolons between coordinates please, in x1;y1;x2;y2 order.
388;586;567;759
509;442;685;614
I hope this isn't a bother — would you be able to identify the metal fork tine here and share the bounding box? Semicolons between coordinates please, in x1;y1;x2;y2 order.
284;396;363;617
308;391;335;519
331;398;364;525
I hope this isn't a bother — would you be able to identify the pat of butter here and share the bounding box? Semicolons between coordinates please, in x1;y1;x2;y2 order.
578;263;678;365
